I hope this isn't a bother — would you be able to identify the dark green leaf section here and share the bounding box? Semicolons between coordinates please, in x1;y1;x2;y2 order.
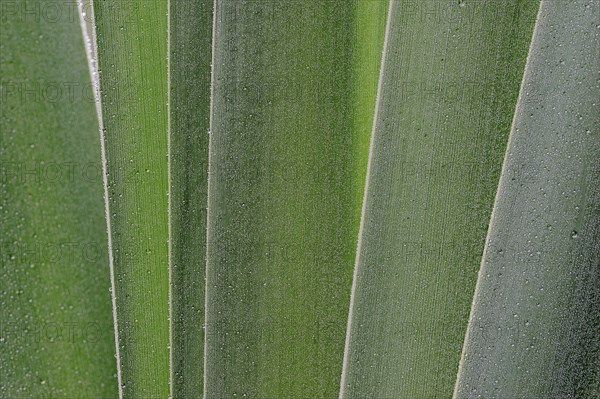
455;1;600;397
93;1;169;397
340;1;539;397
0;1;116;397
169;0;213;397
205;1;387;397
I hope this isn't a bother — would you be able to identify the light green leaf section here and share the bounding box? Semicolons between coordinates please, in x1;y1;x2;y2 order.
205;0;387;397
169;0;213;397
454;0;600;397
0;0;116;397
93;1;169;397
340;1;539;397
350;0;390;222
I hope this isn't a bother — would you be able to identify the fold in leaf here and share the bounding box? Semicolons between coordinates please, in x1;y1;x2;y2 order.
455;0;600;397
340;1;539;397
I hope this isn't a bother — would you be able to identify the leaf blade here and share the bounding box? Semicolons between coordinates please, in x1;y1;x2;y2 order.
454;0;600;396
205;1;387;396
340;1;539;397
92;1;170;396
169;0;213;397
0;1;117;397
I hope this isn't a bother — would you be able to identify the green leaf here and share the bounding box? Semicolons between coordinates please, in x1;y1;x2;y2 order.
454;0;600;397
340;1;539;397
205;0;387;396
169;0;212;397
0;0;116;397
92;1;169;396
6;0;596;397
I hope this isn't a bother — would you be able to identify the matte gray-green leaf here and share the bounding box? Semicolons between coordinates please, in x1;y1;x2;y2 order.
454;0;600;397
340;1;539;397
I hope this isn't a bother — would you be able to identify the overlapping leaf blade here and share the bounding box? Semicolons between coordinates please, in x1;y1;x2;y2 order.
340;1;539;397
455;0;600;397
4;0;598;397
